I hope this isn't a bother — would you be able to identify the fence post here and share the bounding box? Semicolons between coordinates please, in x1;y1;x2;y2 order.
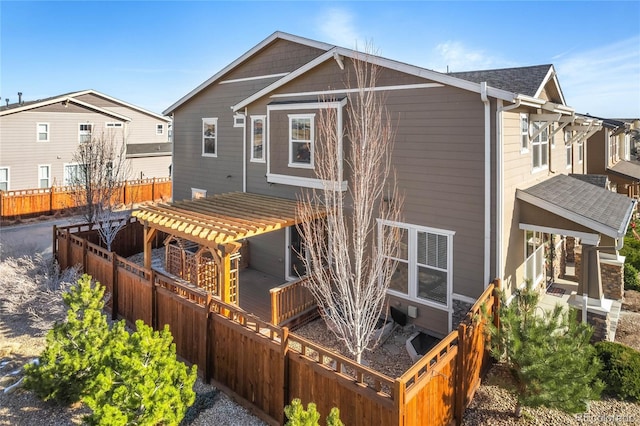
281;326;290;425
49;186;54;215
394;379;406;426
52;225;58;261
123;180;128;206
112;254;119;321
455;322;467;425
150;269;157;330
82;238;88;272
152;177;156;201
493;279;501;331
203;292;212;383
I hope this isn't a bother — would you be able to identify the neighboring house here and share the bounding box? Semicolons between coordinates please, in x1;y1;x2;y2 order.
0;90;172;191
138;31;634;338
585;116;640;197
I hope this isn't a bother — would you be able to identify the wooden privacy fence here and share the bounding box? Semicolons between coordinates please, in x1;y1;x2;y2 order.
0;177;171;219
55;223;499;426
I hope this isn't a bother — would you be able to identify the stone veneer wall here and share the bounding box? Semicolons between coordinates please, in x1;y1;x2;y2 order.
576;309;610;342
575;245;582;284
601;261;624;300
566;236;576;263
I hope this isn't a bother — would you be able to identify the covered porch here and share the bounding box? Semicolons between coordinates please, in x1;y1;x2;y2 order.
132;192;324;325
517;174;636;340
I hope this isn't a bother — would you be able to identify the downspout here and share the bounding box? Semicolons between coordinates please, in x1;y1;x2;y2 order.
495;98;522;283
481;82;490;287
242;107;247;192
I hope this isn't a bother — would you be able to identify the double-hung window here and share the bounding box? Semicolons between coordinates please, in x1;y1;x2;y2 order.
78;123;93;143
156;124;164;135
578;140;584;163
202;118;217;157
251;116;265;162
531;121;548;170
289;114;314;168
38;165;50;188
0;168;8;191
381;220;454;309
37;123;49;142
520;114;529;152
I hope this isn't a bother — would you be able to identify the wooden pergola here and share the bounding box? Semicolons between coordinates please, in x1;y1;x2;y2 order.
132;192;323;305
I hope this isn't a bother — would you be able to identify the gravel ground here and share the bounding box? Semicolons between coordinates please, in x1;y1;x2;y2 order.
2;242;639;425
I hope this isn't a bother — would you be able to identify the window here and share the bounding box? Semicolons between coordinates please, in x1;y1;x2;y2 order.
531;121;548;170
37;123;49;142
608;133;618;163
156;124;164;135
191;188;207;200
251;116;265;162
381;221;453;308
233;114;245;127
105;122;123;129
524;230;546;286
565;131;572;168
78;123;93;143
0;167;8;191
38;165;50;188
520;114;529;152
578;141;584;163
202;118;217;156
64;163;86;186
289;114;314;167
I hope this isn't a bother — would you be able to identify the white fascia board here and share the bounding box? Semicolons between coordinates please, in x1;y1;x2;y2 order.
165;31;334;115
73;90;171;122
533;65;555;99
234;50;337;112
267;100;346;111
266;173;347;191
518;222;600;246
269;83;444;100
516;189;620;239
233;45;521;112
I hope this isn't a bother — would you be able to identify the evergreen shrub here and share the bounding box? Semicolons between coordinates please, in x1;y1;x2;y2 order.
595;341;640;401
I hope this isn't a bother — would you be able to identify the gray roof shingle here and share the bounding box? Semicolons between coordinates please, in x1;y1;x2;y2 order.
517;174;635;238
449;64;552;97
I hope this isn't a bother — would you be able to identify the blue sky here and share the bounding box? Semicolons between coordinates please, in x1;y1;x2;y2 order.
1;1;639;117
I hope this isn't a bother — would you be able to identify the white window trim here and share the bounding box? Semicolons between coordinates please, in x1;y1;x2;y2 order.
578;141;584;164
63;163;83;186
379;219;455;311
78;123;93;143
531;121;549;174
233;114;245;127
37;122;50;142
202;117;218;157
250;115;266;163
0;166;9;191
520;113;529;153
191;188;207;200
288;113;315;169
38;164;51;188
156;123;164;135
565;131;572;169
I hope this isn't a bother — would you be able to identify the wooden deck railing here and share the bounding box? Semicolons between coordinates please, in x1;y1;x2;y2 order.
270;275;318;326
0;177;171;219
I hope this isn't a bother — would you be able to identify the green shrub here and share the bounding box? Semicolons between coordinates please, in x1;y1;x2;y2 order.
25;275;197;425
625;264;640;291
285;399;344;426
595;341;640;401
83;320;197;426
621;233;640;271
24;274;110;404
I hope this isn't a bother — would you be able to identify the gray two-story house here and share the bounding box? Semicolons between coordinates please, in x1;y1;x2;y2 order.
137;32;634;338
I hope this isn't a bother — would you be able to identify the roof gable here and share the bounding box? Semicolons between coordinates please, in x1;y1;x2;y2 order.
163;31;334;115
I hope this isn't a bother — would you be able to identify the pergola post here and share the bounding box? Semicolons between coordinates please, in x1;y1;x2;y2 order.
217;242;242;307
143;223;157;270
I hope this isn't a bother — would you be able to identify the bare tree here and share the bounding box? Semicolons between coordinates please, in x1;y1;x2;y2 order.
69;127;131;249
296;52;403;364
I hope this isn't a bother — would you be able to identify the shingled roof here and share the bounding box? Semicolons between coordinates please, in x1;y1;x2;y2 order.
516;174;635;239
449;64;553;97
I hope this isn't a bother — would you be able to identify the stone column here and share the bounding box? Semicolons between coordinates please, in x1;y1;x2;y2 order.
600;257;624;300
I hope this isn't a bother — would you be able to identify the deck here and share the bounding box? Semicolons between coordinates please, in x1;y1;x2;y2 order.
238;268;285;322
